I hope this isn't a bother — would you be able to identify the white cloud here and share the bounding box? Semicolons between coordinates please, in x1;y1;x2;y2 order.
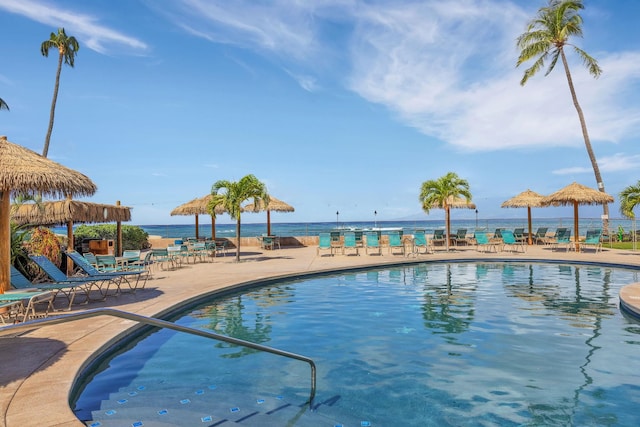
0;0;147;54
156;0;640;152
553;153;640;175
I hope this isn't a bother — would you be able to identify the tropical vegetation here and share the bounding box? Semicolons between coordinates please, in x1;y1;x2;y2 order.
516;0;609;222
619;181;640;219
209;174;269;262
419;172;472;251
41;27;79;157
74;224;150;250
0;97;9;111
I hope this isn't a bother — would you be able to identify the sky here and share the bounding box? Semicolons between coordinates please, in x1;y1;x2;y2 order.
2;0;640;226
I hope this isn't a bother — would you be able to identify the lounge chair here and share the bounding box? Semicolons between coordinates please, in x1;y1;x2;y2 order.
452;228;469;247
581;229;602;253
2;269;55;321
513;228;526;243
551;229;572;251
474;231;498;253
24;257;108;309
317;233;333;256
501;230;526;253
65;251;149;292
431;229;447;249
330;231;342;252
387;231;405;255
532;227;549;245
342;232;359;256
365;232;382;255
151;248;175;270
354;230;364;248
491;228;503;243
411;230;431;256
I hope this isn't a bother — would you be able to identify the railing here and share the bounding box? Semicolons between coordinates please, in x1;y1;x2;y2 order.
3;308;316;404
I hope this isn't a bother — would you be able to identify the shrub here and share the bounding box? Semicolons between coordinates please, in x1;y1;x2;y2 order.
74;224;150;250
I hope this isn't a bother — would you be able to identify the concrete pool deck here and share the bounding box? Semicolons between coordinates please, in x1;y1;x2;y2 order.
2;242;640;427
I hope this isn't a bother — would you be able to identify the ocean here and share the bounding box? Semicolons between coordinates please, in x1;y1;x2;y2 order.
111;217;634;239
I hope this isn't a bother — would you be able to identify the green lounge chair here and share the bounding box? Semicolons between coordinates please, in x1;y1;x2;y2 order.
411;230;431;255
552;229;572;251
342;232;359;256
431;229;447;249
365;232;382;255
501;230;526;253
66;251;149;292
513;228;526;243
533;227;549;245
317;233;333;256
581;229;602;253
474;231;498;253
453;228;469;246
388;231;405;255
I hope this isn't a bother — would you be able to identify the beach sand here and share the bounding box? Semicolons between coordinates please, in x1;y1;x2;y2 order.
2;243;640;426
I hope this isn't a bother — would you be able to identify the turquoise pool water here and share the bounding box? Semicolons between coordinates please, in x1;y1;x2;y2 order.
73;262;640;426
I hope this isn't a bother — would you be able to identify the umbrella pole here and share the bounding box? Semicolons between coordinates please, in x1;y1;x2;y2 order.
574;202;580;252
195;214;199;240
527;206;533;245
267;210;271;236
0;191;9;293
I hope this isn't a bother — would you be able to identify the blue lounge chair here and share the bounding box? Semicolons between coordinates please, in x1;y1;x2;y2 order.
513;228;526;243
317;233;333;256
18;260;102;309
581;229;602;253
552;229;572;251
411;230;431;256
474;231;498;253
388;231;405;256
65;251;149;292
453;228;469;246
342;232;359;256
2;271;55;321
501;230;526;253
365;232;382;255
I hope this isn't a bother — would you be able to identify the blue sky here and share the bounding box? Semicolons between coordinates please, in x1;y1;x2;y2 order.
2;0;640;226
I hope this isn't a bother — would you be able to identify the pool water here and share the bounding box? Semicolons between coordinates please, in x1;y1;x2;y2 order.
74;262;640;426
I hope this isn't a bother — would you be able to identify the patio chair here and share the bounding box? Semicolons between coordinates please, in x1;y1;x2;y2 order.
388;231;405;256
491;228;503;242
453;228;469;246
411;230;431;256
354;230;364;248
151;248;175;270
513;228;526;243
4;267;55;320
330;231;342;252
317;233;333;256
532;227;549;245
27;255;109;308
581;229;602;253
65;250;149;293
501;230;526;253
188;242;209;262
431;229;447;249
474;231;498;253
342;232;359;256
552;229;572;251
365;232;382;255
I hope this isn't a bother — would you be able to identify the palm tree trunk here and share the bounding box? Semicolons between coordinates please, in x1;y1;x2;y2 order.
560;50;609;229
235;218;241;262
445;206;450;251
43;53;63;158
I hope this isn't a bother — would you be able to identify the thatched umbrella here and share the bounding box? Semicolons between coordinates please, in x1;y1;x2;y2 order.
501;189;545;245
541;182;614;252
171;194;225;240
0;135;96;293
244;196;294;236
11;198;131;269
429;196;476;251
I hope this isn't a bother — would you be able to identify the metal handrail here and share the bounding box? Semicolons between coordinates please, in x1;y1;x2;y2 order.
3;308;316;404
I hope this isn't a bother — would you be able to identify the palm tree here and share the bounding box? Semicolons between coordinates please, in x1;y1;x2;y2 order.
0;97;9;111
41;28;79;158
516;0;608;224
619;181;640;219
419;172;472;251
209;174;269;262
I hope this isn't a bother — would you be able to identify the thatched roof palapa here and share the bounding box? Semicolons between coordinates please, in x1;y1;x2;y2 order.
11;200;131;226
171;194;226;240
501;189;545;245
244;196;295;236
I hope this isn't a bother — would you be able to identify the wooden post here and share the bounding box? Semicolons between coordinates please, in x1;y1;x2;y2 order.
267;210;271;236
116;200;123;257
66;220;74;275
195;214;199;239
0;191;9;293
574;202;580;252
527;206;533;245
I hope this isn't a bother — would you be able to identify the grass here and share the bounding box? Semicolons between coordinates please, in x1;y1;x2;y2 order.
608;241;639;251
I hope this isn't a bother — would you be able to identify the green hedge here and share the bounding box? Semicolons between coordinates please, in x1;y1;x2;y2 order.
74;224;150;250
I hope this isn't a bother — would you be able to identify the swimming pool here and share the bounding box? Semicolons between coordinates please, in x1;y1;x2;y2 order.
73;262;640;426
